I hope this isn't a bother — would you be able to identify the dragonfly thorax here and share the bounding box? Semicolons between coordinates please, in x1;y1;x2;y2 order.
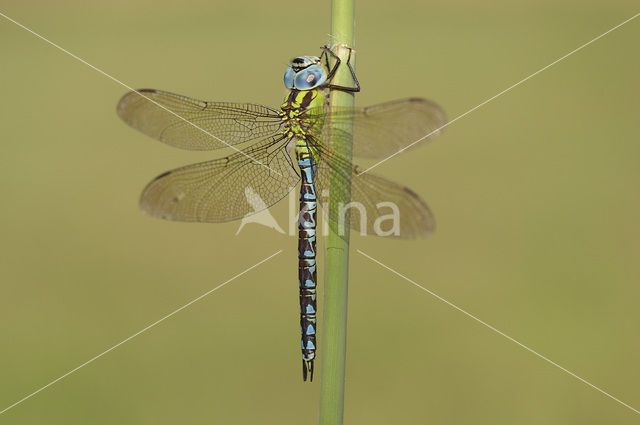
279;89;325;140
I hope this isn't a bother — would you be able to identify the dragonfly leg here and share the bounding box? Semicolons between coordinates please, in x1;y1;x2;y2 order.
321;45;361;93
320;45;332;73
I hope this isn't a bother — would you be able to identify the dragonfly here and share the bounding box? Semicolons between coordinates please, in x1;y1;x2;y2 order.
117;46;446;381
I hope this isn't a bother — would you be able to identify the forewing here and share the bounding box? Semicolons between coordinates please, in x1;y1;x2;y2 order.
140;136;300;223
117;89;283;150
306;98;446;158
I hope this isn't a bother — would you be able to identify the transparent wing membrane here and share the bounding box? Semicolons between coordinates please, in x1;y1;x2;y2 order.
118;90;445;157
140;136;299;223
119;88;443;236
307;98;446;158
117;89;283;150
311;135;435;239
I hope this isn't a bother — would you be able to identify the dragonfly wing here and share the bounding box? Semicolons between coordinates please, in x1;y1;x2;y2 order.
312;139;434;239
140;136;300;223
117;89;283;150
307;98;446;158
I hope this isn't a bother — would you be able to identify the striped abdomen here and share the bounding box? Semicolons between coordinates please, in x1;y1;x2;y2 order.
296;145;317;382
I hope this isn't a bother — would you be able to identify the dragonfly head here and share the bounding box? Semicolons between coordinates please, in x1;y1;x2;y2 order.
284;56;327;90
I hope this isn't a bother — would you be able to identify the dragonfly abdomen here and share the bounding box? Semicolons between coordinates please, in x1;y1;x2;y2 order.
296;146;317;382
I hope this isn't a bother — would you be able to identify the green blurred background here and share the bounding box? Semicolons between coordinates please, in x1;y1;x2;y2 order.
1;1;639;423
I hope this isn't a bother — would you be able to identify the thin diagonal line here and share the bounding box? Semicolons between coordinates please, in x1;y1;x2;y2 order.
357;249;640;415
358;12;640;176
0;11;282;176
0;250;282;415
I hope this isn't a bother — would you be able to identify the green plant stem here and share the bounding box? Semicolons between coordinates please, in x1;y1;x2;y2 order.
318;1;355;425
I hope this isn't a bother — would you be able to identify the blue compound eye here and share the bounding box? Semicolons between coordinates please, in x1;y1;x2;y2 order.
283;66;296;88
293;65;327;90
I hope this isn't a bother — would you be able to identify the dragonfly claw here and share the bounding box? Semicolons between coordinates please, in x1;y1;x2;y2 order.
302;359;314;382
